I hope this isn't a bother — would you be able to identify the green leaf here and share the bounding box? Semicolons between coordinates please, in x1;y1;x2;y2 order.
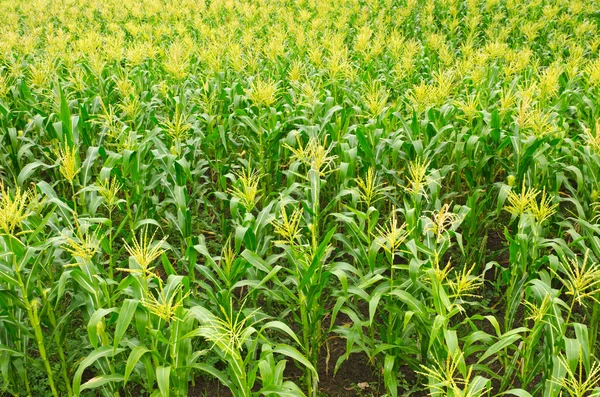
478;332;523;363
573;323;590;373
17;161;48;185
262;321;301;346
114;300;138;350
299;226;336;290
260;385;307;397
389;289;428;316
81;146;100;186
73;346;125;395
80;374;124;392
241;250;271;273
156;366;170;397
273;345;317;379
124;345;151;385
188;363;235;391
58;84;75;147
502;389;533;397
383;354;397;397
87;308;117;349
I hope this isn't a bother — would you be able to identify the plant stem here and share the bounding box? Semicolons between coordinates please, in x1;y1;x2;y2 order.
10;239;59;397
47;303;73;396
299;293;314;397
20;285;59;397
108;208;114;280
590;297;600;355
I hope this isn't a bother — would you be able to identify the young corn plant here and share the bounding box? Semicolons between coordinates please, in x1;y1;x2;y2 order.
237;133;341;397
190;299;314;397
419;351;490;397
0;182;74;397
501;183;557;331
71;227;200;397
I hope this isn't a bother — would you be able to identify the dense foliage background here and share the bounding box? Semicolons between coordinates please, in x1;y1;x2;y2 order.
1;0;600;396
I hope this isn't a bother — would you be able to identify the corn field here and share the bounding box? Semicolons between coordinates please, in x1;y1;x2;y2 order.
1;0;600;396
